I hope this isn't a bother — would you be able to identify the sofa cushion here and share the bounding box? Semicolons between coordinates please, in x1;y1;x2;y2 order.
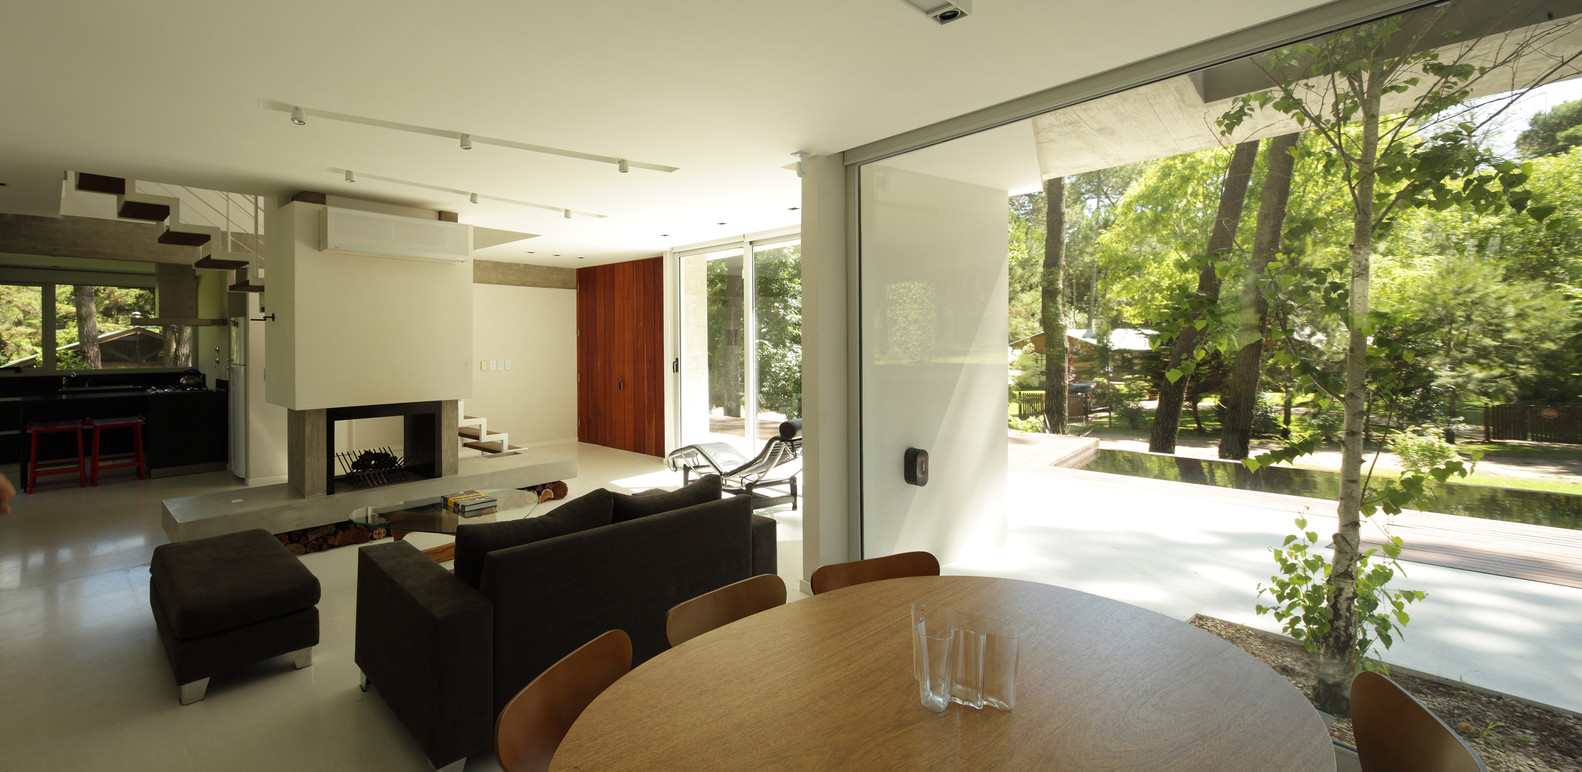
611;474;722;523
453;488;613;588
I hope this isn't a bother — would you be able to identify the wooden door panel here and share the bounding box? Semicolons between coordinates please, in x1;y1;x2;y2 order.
576;257;663;455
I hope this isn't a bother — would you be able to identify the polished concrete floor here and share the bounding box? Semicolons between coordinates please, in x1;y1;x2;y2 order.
0;442;803;771
2;441;1576;770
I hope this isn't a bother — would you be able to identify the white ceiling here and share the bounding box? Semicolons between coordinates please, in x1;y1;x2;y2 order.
0;0;1335;268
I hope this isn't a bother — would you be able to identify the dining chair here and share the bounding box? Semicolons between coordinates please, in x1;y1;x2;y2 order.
1350;670;1487;772
809;551;941;595
666;573;788;647
494;629;633;772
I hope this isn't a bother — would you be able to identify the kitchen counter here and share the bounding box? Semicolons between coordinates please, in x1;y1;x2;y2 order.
3;388;228;479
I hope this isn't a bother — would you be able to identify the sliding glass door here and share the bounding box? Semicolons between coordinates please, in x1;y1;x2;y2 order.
676;235;801;452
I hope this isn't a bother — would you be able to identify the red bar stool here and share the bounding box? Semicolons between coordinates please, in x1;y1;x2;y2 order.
87;415;148;486
26;419;88;493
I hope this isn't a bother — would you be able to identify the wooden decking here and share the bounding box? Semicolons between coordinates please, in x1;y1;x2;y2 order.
1362;511;1582;590
1008;436;1582;590
1007;430;1100;469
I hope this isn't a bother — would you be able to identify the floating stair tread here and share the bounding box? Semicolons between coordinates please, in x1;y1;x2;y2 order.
76;173;126;195
119;199;171;222
458;427;503;441
463;441;522;454
229;281;265;293
159;229;211;246
195;256;249;270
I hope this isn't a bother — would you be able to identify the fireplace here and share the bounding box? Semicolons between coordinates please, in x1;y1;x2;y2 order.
286;400;459;497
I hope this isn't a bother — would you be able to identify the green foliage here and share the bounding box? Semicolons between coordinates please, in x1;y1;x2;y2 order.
1008;415;1044;433
1255;515;1428;665
1110;381;1149;429
1516;99;1582;158
1391;426;1459;473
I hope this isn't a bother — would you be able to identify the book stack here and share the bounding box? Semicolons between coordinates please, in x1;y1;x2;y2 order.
442;490;498;517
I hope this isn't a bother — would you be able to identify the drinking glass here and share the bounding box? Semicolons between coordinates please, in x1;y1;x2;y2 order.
910;602;955;712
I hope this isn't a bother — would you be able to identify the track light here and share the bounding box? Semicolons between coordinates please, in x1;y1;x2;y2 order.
345;170;355;183
460;133;473;150
617;159;629;173
563;209;572;219
291;106;306;126
470;192;479;204
792;151;810;178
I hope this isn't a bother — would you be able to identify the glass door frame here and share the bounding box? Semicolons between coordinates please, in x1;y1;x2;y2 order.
671;227;801;453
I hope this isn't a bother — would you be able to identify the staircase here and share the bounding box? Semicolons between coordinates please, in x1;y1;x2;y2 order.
74;172;265;295
458;401;523;456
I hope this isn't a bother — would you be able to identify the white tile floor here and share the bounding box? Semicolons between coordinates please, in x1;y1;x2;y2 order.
0;442;805;772
2;441;1576;770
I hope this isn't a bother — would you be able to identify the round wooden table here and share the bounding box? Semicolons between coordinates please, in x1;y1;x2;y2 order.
550;575;1335;771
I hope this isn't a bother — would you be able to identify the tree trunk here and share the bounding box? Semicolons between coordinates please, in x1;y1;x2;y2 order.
1149;140;1260;453
73;285;101;368
1313;83;1383;718
162;325;192;368
1042;177;1069;434
1220;133;1300;459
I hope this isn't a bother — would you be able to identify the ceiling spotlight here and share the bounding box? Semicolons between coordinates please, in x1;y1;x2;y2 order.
470;192;479;204
291;106;306;125
617;159;629;174
460;133;473;151
345;170;356;183
898;0;972;24
792;151;810;178
563;209;572;219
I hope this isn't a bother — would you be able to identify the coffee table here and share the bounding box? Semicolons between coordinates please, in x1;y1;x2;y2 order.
348;489;538;559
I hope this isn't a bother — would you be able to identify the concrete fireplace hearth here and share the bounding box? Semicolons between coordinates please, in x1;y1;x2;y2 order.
286;400;458;497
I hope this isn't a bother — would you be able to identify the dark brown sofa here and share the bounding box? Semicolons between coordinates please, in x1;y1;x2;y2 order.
354;476;776;770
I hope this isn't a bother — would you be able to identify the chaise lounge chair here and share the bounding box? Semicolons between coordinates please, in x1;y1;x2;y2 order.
666;419;803;510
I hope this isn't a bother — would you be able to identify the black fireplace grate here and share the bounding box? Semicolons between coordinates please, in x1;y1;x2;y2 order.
334;447;413;490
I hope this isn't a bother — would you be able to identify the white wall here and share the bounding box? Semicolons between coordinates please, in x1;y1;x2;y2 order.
265;201;473;411
858;164;1009;564
468;283;577;445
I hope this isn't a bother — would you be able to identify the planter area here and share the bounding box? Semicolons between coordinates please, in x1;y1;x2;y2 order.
1190;615;1582;771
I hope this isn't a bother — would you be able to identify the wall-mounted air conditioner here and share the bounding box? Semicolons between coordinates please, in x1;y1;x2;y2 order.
320;207;470;263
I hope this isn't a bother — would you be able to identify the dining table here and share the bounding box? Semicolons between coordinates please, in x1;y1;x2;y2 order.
549;574;1336;771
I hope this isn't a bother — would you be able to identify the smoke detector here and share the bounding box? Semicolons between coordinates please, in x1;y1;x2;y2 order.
898;0;972;24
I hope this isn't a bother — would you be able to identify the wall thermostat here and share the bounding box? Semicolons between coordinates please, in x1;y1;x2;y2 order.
904;447;929;487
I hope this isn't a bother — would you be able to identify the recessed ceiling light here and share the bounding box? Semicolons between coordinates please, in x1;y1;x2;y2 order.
660;234;669;237
578;256;587;260
788;207;800;211
0;182;9;187
717;222;727;226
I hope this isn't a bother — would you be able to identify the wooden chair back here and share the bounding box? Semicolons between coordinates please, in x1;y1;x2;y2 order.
666;574;788;647
495;629;632;772
1351;670;1487;772
810;551;941;595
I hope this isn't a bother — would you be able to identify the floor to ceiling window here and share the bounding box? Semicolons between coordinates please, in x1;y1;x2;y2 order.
677;233;802;452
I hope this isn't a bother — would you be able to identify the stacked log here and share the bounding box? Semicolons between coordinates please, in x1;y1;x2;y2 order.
275;523;389;555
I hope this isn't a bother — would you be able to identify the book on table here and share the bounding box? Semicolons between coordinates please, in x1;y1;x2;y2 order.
442;490;497;513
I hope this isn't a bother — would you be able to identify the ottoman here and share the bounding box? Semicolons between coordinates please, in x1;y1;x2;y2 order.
150;528;321;704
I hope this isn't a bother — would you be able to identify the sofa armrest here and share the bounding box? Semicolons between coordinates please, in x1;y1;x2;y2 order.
355;541;493;768
750;514;778;577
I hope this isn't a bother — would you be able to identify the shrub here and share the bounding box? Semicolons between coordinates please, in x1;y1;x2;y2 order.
1392;426;1460;473
1008;415;1045;433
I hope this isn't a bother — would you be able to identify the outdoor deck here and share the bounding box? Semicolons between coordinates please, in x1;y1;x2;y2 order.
1007;436;1582;591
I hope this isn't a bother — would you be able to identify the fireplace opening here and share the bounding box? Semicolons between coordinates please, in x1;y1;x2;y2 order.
324;402;444;495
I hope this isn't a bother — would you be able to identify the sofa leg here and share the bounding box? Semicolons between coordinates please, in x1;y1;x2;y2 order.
292;646;314;670
179;677;210;705
360;671;371;693
434;759;466;772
